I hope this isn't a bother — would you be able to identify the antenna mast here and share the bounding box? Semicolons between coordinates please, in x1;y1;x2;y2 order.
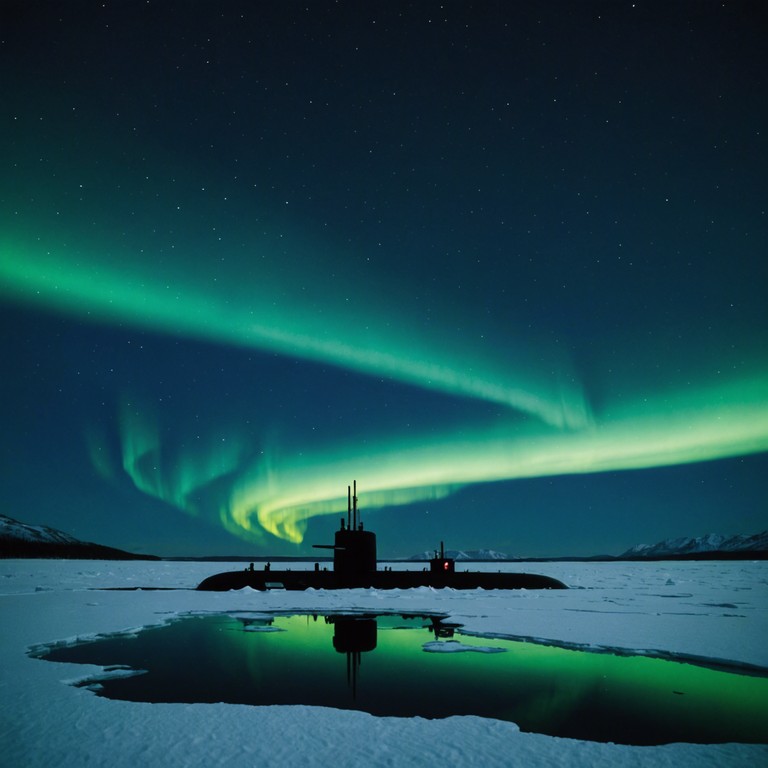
353;479;358;530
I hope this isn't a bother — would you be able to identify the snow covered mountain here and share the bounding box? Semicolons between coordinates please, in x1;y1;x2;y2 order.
620;531;768;559
407;548;511;561
0;514;82;547
0;514;157;560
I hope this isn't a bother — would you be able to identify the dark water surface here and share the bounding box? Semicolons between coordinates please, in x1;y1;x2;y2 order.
36;612;768;746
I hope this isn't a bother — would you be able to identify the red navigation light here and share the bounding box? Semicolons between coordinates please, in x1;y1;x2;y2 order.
443;561;449;571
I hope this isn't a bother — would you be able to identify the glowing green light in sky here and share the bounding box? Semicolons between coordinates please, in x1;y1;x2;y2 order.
2;237;767;546
90;399;254;536
225;376;768;542
107;376;768;545
0;237;590;429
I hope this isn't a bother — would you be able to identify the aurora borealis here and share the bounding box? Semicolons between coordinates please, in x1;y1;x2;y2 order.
1;2;766;557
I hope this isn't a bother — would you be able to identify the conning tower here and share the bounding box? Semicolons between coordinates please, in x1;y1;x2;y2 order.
313;480;377;580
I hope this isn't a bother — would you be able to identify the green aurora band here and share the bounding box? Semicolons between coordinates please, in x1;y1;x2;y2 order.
225;378;768;543
97;377;768;545
0;237;589;429
2;238;767;545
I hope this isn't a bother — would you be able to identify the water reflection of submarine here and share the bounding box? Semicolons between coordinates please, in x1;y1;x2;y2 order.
327;616;377;654
326;614;454;650
325;615;376;699
322;614;455;698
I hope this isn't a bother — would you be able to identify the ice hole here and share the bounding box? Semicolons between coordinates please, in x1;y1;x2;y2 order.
33;612;768;746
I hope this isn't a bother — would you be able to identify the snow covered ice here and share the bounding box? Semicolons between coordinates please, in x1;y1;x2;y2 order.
421;640;507;653
1;559;767;767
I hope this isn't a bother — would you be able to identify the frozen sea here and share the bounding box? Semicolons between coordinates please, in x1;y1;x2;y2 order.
1;559;767;767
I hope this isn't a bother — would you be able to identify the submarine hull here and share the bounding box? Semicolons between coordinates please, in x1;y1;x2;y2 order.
196;481;568;591
196;568;567;591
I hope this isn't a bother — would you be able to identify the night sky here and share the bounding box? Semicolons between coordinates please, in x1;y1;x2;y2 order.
1;1;766;558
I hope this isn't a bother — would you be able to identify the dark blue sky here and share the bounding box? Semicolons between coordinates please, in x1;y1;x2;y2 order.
1;1;766;557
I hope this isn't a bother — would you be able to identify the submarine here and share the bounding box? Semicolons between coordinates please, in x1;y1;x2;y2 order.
196;481;567;591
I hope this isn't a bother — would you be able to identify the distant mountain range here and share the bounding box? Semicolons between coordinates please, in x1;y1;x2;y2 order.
3;511;766;563
405;531;768;563
0;515;158;560
407;548;510;562
619;531;768;560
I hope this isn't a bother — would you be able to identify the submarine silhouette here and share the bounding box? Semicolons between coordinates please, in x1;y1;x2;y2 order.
196;481;567;591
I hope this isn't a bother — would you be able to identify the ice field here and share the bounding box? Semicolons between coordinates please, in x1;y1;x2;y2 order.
1;559;767;767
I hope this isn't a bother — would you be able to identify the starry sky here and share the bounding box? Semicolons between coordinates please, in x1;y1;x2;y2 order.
1;1;766;558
